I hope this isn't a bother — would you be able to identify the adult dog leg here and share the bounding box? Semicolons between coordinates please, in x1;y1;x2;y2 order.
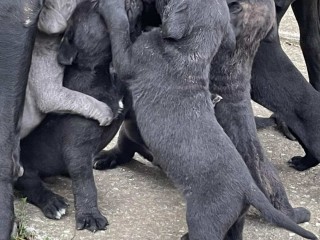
251;38;320;171
292;0;320;91
0;0;41;237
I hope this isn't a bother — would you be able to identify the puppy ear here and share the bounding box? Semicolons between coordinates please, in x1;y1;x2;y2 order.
263;21;278;42
227;0;243;38
161;1;189;40
224;23;237;52
58;36;78;65
38;5;67;34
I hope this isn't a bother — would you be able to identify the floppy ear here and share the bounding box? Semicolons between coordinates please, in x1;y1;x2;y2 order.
227;0;243;38
38;5;67;34
161;1;189;40
58;36;78;65
263;21;278;42
224;23;237;52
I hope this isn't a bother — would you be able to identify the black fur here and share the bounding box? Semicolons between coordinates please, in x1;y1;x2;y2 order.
15;1;127;232
292;0;320;91
251;1;320;171
211;0;311;224
0;0;42;238
94;0;311;226
99;0;317;239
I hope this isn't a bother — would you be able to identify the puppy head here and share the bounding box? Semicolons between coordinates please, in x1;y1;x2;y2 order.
227;0;276;44
161;0;230;45
38;0;80;34
58;1;110;66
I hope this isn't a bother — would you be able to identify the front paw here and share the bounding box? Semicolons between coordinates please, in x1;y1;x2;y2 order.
93;101;114;126
41;195;68;220
76;210;108;232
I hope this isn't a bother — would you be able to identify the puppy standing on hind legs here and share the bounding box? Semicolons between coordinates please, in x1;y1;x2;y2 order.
100;0;317;239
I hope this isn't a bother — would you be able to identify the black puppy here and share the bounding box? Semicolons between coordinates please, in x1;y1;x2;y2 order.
0;0;42;238
99;0;317;239
14;0;138;232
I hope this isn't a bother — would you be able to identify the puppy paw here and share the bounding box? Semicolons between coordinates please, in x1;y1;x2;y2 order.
288;156;319;171
41;195;68;220
292;207;311;224
93;150;132;170
76;210;108;232
93;101;114;126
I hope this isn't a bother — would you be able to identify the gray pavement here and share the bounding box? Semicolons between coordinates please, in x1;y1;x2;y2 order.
14;8;320;240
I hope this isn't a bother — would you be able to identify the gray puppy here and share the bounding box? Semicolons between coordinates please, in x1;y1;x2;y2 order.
99;0;317;239
21;0;113;138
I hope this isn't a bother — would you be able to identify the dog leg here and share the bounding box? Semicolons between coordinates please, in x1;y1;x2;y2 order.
15;170;68;220
224;208;248;240
292;0;320;91
37;87;114;126
65;148;108;232
254;116;276;129
0;0;42;237
251;38;320;173
94;114;152;170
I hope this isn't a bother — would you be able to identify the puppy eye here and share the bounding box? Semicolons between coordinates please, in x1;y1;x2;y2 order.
228;2;242;14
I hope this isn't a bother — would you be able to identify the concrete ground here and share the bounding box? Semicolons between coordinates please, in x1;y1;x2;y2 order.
14;8;320;240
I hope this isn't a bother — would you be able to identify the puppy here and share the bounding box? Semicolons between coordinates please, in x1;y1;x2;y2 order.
20;0;113;138
99;0;317;239
15;0;142;232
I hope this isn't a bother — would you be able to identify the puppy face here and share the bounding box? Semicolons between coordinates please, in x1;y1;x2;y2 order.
58;0;144;65
58;1;110;65
38;0;83;34
227;0;276;44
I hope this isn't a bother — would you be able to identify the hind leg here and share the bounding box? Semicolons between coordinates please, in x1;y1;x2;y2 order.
94;113;153;170
65;147;108;232
180;215;245;240
185;194;238;240
15;169;68;220
224;208;248;240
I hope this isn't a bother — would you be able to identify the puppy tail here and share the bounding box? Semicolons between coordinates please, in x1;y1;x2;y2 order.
246;185;318;240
